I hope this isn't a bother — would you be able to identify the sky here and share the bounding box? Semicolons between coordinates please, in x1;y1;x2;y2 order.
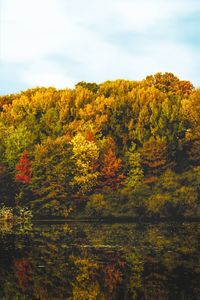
1;0;200;95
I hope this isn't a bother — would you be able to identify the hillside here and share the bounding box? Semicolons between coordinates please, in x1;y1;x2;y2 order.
0;72;199;218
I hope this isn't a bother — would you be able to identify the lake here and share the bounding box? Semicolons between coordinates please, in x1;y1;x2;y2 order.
0;221;200;299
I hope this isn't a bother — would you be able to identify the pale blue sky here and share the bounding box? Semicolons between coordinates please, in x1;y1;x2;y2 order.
1;0;200;95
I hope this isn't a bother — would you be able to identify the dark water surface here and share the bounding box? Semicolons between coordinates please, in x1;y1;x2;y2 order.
0;221;200;299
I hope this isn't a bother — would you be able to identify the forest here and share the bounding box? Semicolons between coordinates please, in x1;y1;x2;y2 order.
0;72;199;219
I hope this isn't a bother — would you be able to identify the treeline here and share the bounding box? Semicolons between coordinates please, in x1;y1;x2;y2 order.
0;72;199;218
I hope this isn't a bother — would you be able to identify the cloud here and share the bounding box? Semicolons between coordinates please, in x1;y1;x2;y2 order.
113;0;200;31
1;0;74;62
21;60;76;88
1;0;200;94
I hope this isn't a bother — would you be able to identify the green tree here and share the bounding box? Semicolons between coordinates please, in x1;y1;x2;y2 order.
31;136;75;216
4;124;35;169
125;143;144;191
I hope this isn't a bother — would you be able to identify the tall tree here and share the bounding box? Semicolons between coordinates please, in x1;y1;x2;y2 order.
125;143;144;191
70;133;99;195
15;150;32;184
31;136;75;216
140;137;174;183
97;137;125;189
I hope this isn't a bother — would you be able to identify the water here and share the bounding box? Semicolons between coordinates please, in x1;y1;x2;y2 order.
0;221;200;299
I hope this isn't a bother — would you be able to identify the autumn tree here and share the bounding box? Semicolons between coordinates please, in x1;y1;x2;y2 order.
182;89;200;167
4;124;35;169
75;81;99;93
145;72;194;95
31;136;75;216
70;133;99;195
15;150;32;184
140;137;174;183
125;143;144;191
146;170;199;217
97;137;124;189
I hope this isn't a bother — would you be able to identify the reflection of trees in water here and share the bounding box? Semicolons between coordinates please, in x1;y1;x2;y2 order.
143;257;169;300
0;223;200;299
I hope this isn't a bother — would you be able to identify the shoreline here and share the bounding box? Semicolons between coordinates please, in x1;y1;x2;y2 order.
32;216;200;223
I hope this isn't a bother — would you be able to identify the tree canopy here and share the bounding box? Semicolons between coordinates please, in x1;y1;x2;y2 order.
0;73;199;218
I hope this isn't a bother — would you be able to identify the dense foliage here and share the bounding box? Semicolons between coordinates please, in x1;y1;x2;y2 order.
0;72;199;218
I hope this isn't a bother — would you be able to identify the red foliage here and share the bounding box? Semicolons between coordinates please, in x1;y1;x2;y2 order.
102;253;125;294
15;150;32;184
103;264;122;293
86;130;95;142
15;258;31;291
98;138;125;189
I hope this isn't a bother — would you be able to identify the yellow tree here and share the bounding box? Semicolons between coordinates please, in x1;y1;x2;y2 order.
70;133;99;195
182;89;200;167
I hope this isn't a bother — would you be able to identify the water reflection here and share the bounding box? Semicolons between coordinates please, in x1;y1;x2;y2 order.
0;222;200;299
